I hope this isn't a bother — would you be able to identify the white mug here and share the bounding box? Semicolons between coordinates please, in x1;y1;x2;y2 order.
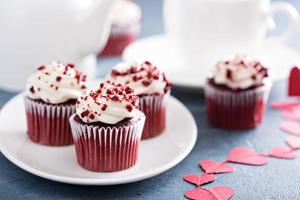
164;0;299;75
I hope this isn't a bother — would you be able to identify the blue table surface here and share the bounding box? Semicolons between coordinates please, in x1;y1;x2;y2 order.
2;0;300;199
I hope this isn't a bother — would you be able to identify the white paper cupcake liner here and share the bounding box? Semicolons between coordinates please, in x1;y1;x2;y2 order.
204;80;272;129
139;92;170;139
24;97;75;146
69;113;145;172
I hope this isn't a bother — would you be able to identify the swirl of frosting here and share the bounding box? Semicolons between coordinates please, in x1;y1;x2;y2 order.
106;61;171;95
213;55;268;90
76;80;140;124
26;62;86;104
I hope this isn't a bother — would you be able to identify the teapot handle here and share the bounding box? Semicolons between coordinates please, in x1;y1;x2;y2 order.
267;2;299;44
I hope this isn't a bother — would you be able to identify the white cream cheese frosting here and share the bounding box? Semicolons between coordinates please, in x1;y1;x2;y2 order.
26;62;86;104
106;61;171;95
76;80;140;124
213;55;268;90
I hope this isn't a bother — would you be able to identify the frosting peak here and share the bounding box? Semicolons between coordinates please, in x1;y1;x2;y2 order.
76;80;140;124
106;61;172;95
26;62;86;104
213;55;268;90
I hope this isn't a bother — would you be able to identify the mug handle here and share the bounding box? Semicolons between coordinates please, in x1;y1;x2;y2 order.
267;2;299;44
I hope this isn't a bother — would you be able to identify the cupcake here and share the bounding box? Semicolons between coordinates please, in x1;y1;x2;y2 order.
25;62;86;146
107;61;172;139
99;0;142;56
204;55;272;130
69;80;145;172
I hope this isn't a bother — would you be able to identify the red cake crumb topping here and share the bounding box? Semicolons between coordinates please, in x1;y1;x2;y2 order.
110;61;172;94
38;65;45;71
29;86;35;94
126;104;133;112
80;110;90;118
101;104;108;111
76;81;139;122
56;76;62;82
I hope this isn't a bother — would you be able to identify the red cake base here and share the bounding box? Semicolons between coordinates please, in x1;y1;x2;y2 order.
204;81;271;130
100;33;137;56
69;114;145;172
99;23;140;57
24;97;75;146
139;94;169;139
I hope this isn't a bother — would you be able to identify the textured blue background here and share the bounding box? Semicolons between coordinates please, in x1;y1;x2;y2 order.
1;0;300;199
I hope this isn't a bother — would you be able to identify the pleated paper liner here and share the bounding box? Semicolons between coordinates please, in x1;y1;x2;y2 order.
204;80;272;130
24;97;75;146
139;92;169;139
69;113;145;172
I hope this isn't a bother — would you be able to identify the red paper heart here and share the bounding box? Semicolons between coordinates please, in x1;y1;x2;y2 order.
185;187;216;200
271;102;300;111
185;186;234;200
269;146;296;159
288;66;300;96
200;160;235;174
210;186;235;200
280;122;300;136
227;147;268;165
183;174;217;186
285;136;300;149
283;112;300;122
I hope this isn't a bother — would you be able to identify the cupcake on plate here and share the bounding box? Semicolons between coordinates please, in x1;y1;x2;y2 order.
69;80;145;172
99;0;142;56
25;62;86;146
106;61;172;139
204;55;272;130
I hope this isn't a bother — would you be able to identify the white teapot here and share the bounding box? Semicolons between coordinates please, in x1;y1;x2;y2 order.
0;0;117;91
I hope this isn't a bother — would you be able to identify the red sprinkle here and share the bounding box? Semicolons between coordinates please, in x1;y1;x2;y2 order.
111;95;119;101
80;110;90;118
226;69;232;80
125;86;134;94
142;80;152;87
38;65;46;71
56;76;62;82
126;104;133;112
101;104;108;111
29;86;35;93
67;63;75;68
89;113;95;120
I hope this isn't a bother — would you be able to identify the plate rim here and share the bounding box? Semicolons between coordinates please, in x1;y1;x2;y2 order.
0;93;197;185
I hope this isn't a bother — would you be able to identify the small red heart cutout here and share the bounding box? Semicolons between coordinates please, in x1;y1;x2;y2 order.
280;122;300;136
210;186;235;200
283;112;300;122
183;174;217;186
185;186;234;200
227;147;268;165
200;160;235;174
271;102;300;111
185;187;216;200
285;136;300;149
288;66;300;96
269;146;296;159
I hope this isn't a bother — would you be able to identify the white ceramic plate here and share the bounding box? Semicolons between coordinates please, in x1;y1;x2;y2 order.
0;94;197;185
123;35;300;88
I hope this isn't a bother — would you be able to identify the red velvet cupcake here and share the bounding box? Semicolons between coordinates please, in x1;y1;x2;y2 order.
69;81;145;172
107;61;172;139
99;0;141;56
204;55;272;130
24;62;86;146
